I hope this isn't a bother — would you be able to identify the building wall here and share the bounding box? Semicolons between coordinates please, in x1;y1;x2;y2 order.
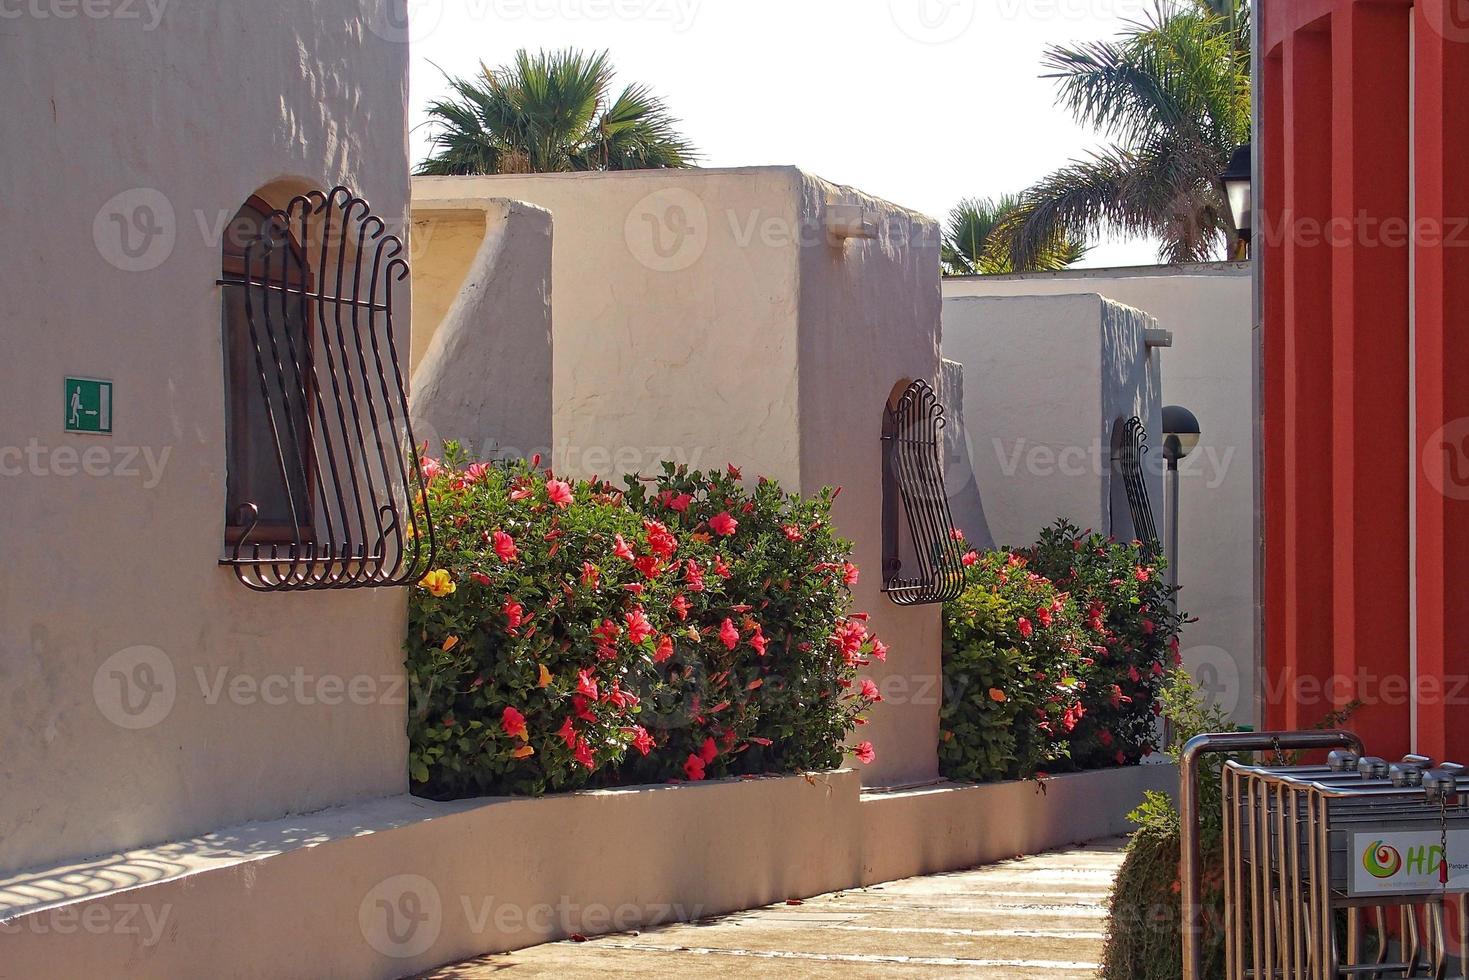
1260;0;1466;758
945;265;1255;726
414;168;807;488
0;3;413;874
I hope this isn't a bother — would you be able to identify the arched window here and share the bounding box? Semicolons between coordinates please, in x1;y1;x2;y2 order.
881;378;966;605
221;195;314;546
216;185;434;591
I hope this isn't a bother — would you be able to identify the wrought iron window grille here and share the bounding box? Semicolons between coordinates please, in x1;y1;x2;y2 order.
217;186;435;591
1113;415;1159;549
881;379;967;606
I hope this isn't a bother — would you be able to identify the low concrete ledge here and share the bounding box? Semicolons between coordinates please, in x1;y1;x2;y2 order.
0;770;863;979
0;764;1171;977
859;763;1177;886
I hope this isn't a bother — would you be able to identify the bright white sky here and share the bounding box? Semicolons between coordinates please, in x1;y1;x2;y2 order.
407;0;1164;267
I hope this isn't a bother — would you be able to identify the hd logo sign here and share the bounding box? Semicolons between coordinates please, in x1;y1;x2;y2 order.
1349;830;1469;896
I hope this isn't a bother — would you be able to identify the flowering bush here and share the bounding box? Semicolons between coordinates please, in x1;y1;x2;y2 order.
406;449;883;799
939;520;1184;783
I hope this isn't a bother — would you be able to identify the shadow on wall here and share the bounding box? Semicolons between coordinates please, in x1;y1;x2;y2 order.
939;358;995;551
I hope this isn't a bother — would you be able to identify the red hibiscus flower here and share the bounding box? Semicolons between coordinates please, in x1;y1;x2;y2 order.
613;534;635;561
961;550;979;567
557;716;577;749
854;741;876;765
654;635;675;663
500;706;528;740
1135;566;1150;582
684;561;706;592
870;638;888;662
502;597;525;630
546;479;573;509
718;617;740;651
492;530;518;562
581;561;600;588
574;738;595;770
860;678;882;702
633;554;661;579
1017;618;1034;638
699;736;718;764
577;669;599;700
683;754;706;781
470;572;492;587
671;594;691;621
709;511;738;537
630;726;655;756
463;462;490;485
782;524;803;542
657;490;693;512
726;464;742;480
749;627;768;657
1035;606;1052;628
419;456;442;483
643;519;678;559
842;562;860;585
624;606;654;645
712;554;731;579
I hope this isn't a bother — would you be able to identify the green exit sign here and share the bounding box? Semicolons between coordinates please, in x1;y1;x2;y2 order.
65;377;113;434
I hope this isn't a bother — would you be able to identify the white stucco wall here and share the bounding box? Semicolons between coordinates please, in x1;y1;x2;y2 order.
410;199;554;459
0;3;413;874
944;264;1255;726
413;168;944;787
942;294;1163;551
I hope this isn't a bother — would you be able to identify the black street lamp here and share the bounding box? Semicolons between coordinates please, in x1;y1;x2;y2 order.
1162;405;1202;596
1221;143;1253;258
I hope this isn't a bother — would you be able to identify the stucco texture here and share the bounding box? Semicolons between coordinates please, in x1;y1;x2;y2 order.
0;3;413;874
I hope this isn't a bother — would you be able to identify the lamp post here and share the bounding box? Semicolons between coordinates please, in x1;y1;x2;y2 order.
1221;143;1253;259
1162;405;1201;597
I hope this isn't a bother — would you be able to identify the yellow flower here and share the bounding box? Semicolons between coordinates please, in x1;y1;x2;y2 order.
512;745;536;759
537;664;552;688
418;569;456;597
442;635;460;652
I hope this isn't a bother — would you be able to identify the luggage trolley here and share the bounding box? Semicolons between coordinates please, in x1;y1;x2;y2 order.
1223;750;1469;979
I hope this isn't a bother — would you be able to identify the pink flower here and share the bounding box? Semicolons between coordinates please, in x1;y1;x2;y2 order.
420;456;442;482
843;562;860;585
1135;566;1150;582
782;524;804;542
546;479;573;509
712;554;731;579
624;606;654;645
961;550;979;567
630;726;655;756
860;678;882;702
854;742;876;765
463;462;491;485
949;527;965;541
709;512;738;537
683;754;706;781
870;638;888;662
581;561;600;588
643;519;679;559
492;530;518;563
749;627;768;657
719;617;740;651
500;706;528;740
613;534;635;561
684;561;706;592
658;490;693;512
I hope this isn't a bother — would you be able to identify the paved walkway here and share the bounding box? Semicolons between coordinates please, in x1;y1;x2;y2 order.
420;838;1124;979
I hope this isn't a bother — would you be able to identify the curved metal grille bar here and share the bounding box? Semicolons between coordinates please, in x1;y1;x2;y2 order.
881;379;967;606
219;185;435;591
1117;415;1159;547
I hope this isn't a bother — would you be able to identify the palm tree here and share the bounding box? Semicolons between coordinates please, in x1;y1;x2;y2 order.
994;0;1250;267
942;195;1088;276
416;49;698;176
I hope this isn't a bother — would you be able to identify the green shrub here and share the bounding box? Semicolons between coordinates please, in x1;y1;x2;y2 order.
406;450;883;798
940;520;1185;782
1025;520;1187;769
938;550;1089;781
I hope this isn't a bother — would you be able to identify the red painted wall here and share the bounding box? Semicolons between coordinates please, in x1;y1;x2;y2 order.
1261;0;1468;759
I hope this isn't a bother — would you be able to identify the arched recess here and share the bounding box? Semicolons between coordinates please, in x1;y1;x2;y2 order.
881;378;967;605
